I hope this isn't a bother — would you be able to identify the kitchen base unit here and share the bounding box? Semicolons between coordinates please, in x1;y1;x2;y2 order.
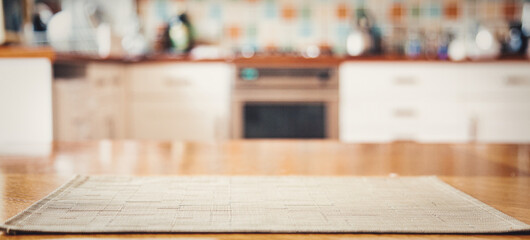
53;61;233;142
232;64;339;139
340;62;530;143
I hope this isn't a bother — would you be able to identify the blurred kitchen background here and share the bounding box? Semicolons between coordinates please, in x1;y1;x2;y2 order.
1;0;530;147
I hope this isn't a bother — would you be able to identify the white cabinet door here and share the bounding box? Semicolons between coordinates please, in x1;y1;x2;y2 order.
0;58;53;144
54;63;127;141
53;79;91;141
463;63;530;143
129;63;231;97
462;63;530;103
128;63;232;141
131;101;226;141
340;63;463;102
86;63;127;139
340;62;530;143
467;102;530;143
340;62;469;143
416;102;469;143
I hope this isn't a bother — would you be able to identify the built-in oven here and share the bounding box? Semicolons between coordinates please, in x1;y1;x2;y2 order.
231;62;339;139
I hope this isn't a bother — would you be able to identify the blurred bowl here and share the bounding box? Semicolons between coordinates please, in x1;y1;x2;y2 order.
46;11;73;52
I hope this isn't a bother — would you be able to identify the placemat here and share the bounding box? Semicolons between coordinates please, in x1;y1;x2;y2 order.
1;176;529;234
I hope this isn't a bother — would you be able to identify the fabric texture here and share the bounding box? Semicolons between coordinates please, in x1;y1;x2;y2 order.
1;175;529;234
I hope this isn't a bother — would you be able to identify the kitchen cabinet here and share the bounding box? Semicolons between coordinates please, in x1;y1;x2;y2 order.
53;78;90;141
86;63;127;139
54;62;233;141
53;63;126;141
126;62;233;141
0;58;53;148
340;62;530;143
53;59;529;143
462;63;530;142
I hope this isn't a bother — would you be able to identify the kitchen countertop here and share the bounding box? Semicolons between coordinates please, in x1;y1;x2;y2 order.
0;46;528;64
0;140;528;239
0;46;55;62
54;52;530;65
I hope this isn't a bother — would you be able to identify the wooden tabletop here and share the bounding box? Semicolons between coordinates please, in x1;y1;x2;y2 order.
0;140;529;239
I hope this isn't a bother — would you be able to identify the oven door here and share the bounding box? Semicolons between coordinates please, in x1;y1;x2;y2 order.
231;96;338;139
243;102;326;139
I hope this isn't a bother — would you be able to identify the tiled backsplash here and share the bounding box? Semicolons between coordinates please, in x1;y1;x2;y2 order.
138;0;525;55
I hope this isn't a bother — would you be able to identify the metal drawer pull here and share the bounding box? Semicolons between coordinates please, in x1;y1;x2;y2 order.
95;78;105;88
165;78;191;87
394;77;418;85
112;76;120;86
505;76;530;86
393;133;416;141
393;109;416;118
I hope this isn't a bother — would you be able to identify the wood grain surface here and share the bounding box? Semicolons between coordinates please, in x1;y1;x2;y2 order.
0;140;529;239
0;46;55;62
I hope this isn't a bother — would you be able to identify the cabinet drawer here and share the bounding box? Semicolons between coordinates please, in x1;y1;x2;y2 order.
340;63;463;101
129;63;232;95
341;121;422;142
465;63;530;91
417;122;469;142
53;79;91;141
341;101;422;124
340;101;469;142
341;101;467;123
462;64;530;102
341;101;420;142
341;121;468;143
86;63;124;93
477;121;530;143
131;90;229;105
467;102;530;143
130;101;227;141
340;124;395;142
341;63;423;91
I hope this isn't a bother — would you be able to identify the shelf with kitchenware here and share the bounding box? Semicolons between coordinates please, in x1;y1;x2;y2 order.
7;0;530;64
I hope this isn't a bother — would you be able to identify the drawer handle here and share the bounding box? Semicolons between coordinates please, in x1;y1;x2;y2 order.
165;78;191;87
95;78;105;88
505;76;530;86
112;76;121;86
394;77;418;86
393;133;416;141
393;109;416;118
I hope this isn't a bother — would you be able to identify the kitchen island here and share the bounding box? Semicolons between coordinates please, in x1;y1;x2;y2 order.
0;140;528;239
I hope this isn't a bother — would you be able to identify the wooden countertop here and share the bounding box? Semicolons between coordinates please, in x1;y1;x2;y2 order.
0;140;529;239
0;46;55;62
0;45;527;64
54;52;530;65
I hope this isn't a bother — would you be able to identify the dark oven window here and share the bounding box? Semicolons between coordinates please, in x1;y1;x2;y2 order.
244;103;326;139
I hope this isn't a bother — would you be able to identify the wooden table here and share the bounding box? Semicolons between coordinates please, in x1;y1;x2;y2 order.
0;140;529;239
